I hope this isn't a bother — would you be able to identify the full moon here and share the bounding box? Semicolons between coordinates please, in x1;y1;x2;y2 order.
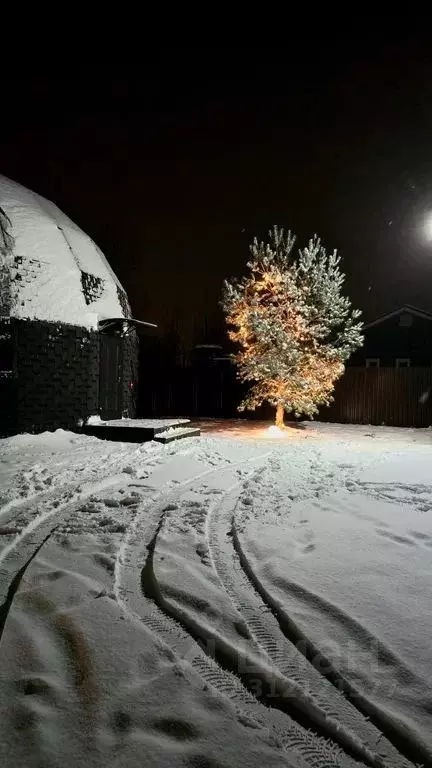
424;213;432;241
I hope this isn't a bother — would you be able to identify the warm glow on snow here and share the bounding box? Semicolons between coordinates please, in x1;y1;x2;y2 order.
265;425;286;438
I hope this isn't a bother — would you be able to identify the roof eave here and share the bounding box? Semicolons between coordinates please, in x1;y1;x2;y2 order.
363;305;432;330
98;317;158;332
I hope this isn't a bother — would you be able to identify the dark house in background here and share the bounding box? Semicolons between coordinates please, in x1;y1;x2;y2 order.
0;175;155;436
349;305;432;368
319;304;432;427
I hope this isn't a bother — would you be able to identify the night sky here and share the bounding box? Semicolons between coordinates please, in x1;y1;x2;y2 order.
2;45;432;349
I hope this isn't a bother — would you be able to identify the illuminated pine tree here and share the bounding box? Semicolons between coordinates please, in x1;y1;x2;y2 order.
222;226;363;427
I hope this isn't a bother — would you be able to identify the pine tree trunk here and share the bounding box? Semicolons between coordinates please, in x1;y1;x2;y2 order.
275;403;285;428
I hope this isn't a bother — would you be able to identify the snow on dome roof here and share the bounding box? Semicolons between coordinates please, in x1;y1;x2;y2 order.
0;175;130;329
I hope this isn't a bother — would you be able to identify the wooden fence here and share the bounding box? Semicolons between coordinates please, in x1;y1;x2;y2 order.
138;366;432;428
321;367;432;427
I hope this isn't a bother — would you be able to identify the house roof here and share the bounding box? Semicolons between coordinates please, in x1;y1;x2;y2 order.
0;175;132;329
363;305;432;330
99;318;157;334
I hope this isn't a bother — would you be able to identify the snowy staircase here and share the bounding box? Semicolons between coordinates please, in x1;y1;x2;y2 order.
81;418;200;444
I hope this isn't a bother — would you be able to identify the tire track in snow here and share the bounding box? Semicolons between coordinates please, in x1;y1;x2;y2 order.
115;455;362;768
142;485;389;768
232;507;428;768
0;475;132;647
0;526;57;646
207;483;411;768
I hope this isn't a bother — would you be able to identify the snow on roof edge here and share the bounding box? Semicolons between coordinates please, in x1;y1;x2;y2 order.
363;305;432;330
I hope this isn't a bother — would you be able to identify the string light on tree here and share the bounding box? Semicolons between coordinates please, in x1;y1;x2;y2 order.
222;226;364;428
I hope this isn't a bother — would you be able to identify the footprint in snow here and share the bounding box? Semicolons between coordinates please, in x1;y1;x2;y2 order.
196;542;209;559
375;528;417;547
0;526;21;535
118;496;139;507
303;543;316;554
112;710;131;732
151;717;198;741
93;553;115;573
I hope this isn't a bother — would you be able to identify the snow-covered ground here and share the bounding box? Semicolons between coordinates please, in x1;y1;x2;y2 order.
0;422;431;767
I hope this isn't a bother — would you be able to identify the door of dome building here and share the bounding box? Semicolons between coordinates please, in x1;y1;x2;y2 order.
99;333;122;419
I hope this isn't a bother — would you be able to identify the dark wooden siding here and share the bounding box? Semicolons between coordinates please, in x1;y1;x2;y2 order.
320;367;432;426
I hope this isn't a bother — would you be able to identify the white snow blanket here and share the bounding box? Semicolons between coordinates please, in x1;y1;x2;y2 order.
0;422;431;767
0;175;127;327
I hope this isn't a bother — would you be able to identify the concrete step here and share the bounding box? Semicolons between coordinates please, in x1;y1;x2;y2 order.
154;427;201;444
81;418;193;443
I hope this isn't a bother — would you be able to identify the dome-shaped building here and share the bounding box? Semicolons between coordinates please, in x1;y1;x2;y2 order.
0;175;154;435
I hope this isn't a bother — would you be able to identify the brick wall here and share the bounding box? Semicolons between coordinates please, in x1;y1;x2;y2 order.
6;254;44;315
0;268;11;316
116;285;132;319
0;318;139;435
0;319;16;435
0;319;99;435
